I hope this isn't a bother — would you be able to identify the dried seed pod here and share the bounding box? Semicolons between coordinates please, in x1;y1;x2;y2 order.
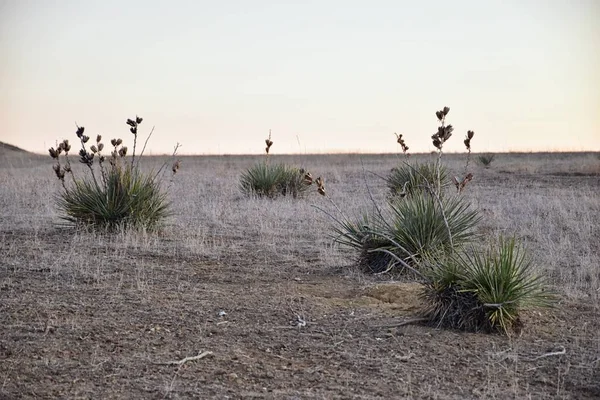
82;135;90;143
63;164;71;172
443;106;450;116
136;116;143;124
126;118;136;127
62;140;71;152
467;130;474;139
436;110;444;121
48;147;59;159
130;126;137;134
315;176;325;195
99;155;105;163
119;146;128;157
444;125;454;140
98;143;104;152
53;163;60;173
111;138;118;146
76;126;85;137
96;134;102;143
172;160;180;174
90;145;98;153
79;151;92;165
303;172;313;185
116;138;123;146
433;138;441;149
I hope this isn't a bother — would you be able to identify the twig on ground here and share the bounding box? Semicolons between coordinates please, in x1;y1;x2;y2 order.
531;347;566;361
156;351;214;366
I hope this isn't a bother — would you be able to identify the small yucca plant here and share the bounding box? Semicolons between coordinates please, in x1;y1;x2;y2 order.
240;163;311;198
477;153;496;168
422;237;554;334
387;162;449;198
48;116;179;230
240;131;313;198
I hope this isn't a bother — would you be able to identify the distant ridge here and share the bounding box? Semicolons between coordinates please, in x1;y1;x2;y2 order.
0;141;29;153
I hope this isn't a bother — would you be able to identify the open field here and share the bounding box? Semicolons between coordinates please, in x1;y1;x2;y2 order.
1;146;599;399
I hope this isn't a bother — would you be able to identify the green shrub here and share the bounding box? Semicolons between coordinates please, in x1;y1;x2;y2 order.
387;161;448;198
240;162;311;198
48;117;178;230
377;192;480;270
422;237;554;334
477;153;496;168
57;164;170;230
330;212;392;273
331;192;480;274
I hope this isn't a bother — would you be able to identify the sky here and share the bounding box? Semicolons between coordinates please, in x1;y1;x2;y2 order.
1;0;598;155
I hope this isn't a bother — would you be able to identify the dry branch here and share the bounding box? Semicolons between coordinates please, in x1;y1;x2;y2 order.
156;351;214;366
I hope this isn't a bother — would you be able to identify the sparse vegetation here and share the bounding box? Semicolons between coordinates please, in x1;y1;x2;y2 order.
47;117;179;230
0;146;596;398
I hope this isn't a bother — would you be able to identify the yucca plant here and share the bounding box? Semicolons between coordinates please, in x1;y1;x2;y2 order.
240;131;313;198
477;153;496;168
240;162;311;198
324;106;480;274
48;116;179;230
387;162;449;198
57;164;170;229
329;212;392;273
374;192;480;271
422;237;554;334
328;191;481;274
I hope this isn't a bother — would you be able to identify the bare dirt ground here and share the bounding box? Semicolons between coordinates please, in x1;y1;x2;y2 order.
1;148;599;399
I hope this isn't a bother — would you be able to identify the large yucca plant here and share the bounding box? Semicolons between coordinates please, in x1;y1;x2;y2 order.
378;192;481;268
48;116;179;231
422;237;554;334
57;165;170;230
330;192;481;274
387;161;448;198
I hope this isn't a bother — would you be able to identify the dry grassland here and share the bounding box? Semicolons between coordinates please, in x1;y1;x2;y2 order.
1;145;599;399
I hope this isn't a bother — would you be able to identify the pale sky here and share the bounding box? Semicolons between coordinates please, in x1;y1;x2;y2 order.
1;0;598;155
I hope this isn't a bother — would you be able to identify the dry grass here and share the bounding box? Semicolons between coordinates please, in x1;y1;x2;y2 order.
0;148;599;399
